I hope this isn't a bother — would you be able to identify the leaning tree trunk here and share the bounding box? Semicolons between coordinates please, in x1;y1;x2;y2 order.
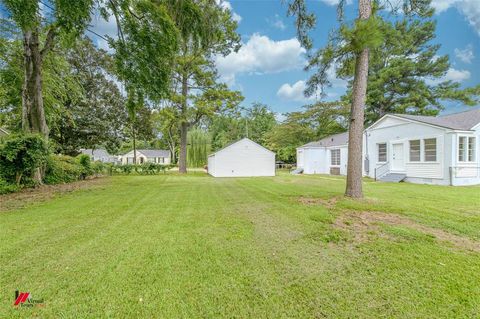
22;29;49;185
345;0;371;199
178;73;188;174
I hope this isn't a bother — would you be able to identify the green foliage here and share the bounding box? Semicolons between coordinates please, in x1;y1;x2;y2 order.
0;134;49;185
48;38;127;155
107;163;173;175
44;155;83;184
76;154;92;178
187;129;211;168
0;37;83;134
0;177;19;194
266;102;348;162
119;164;134;175
108;0;178;102
208;103;277;152
339;16;383;53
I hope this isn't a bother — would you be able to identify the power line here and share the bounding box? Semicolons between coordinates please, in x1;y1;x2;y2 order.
38;0;109;42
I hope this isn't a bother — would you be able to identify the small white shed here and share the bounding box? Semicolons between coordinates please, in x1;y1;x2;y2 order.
207;138;275;177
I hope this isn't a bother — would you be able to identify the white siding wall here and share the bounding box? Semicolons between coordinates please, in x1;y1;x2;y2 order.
450;129;480;185
340;147;348;175
366;121;447;183
303;148;326;174
296;149;305;168
301;146;348;175
207;155;216;177
208;139;275;177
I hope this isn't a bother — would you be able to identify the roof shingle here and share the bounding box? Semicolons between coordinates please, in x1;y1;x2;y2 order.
394;108;480;130
300;132;349;148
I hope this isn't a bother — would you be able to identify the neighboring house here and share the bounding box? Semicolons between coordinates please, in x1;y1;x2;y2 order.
121;149;171;165
207;138;275;177
80;149;118;163
297;108;480;186
297;132;349;175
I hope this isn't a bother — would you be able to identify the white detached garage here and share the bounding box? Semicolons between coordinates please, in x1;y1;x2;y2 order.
207;138;275;177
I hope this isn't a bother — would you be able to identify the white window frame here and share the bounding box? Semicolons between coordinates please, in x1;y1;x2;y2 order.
409;140;421;162
377;143;387;163
330;149;341;166
458;135;477;163
423;138;437;162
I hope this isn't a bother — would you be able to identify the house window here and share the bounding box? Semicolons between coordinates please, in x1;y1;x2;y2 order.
331;149;340;166
459;136;476;162
468;137;476;162
378;143;387;162
459;137;466;162
424;138;437;162
409;140;421;162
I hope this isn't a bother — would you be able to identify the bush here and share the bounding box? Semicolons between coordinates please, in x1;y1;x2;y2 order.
139;162;158;175
0;134;49;185
44;155;83;184
76;154;93;179
91;161;105;175
0;177;19;194
119;164;134;174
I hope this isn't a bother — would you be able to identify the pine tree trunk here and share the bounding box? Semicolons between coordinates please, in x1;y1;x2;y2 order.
178;73;188;174
345;0;371;199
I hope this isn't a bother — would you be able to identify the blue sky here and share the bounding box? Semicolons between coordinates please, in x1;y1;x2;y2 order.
209;0;480;116
47;0;480;116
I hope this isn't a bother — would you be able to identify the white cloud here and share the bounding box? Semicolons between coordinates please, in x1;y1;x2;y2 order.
217;0;242;23
89;10;118;52
277;63;348;102
274;112;287;123
431;0;480;36
426;67;471;85
90;11;118;39
443;68;471;81
431;0;458;13
457;0;480;36
320;0;352;6
455;44;474;63
269;14;286;30
277;80;312;102
216;33;306;85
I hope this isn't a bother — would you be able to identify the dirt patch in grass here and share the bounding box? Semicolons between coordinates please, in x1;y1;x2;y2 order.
334;210;480;253
0;177;109;213
298;196;338;209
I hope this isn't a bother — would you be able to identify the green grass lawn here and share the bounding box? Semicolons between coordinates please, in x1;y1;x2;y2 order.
1;173;479;318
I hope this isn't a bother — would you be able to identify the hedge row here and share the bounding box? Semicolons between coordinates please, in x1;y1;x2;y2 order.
0;134;178;195
0;135;106;194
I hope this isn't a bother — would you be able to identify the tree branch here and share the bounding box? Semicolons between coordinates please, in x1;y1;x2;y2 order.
41;26;56;57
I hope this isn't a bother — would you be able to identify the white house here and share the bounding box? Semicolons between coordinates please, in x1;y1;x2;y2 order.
297;108;480;186
79;149;117;163
207;138;275;177
297;132;349;175
121;149;171;165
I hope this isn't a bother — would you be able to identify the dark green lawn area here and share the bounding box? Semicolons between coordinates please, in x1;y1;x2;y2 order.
1;173;479;318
